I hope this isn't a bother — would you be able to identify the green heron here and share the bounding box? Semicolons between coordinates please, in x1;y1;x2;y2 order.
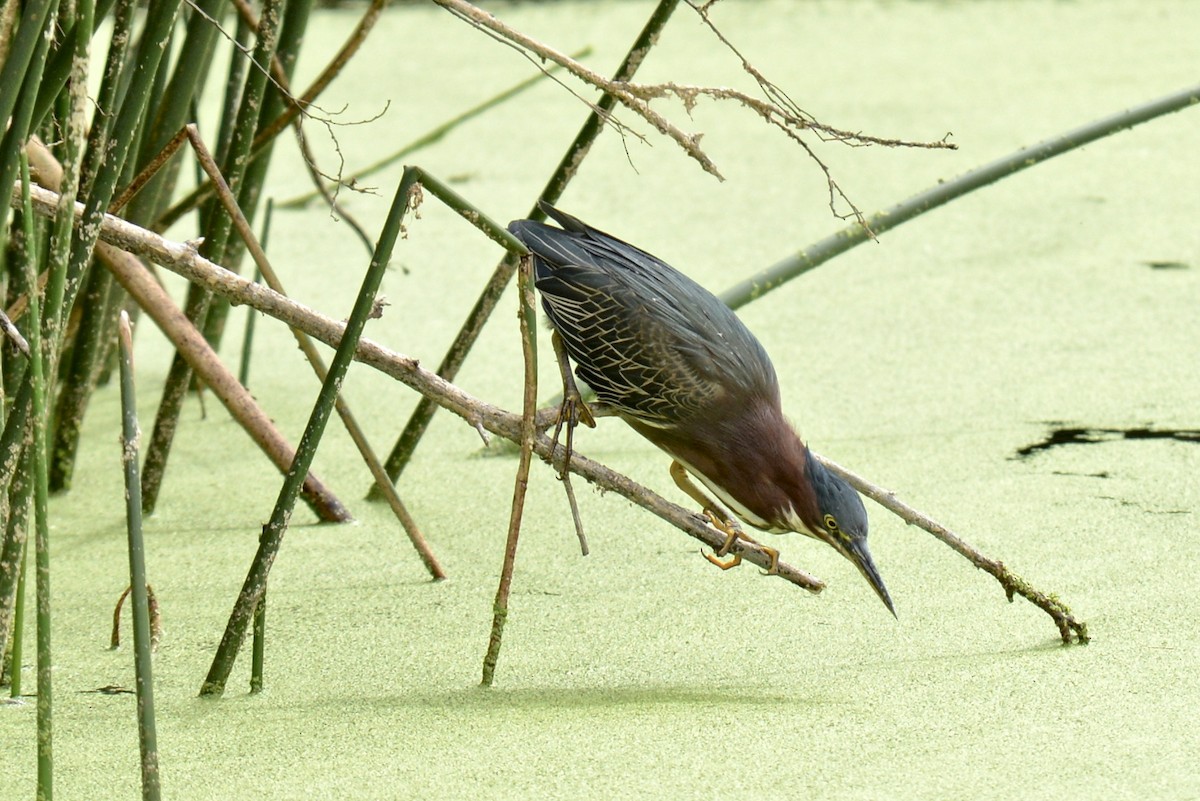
508;203;894;615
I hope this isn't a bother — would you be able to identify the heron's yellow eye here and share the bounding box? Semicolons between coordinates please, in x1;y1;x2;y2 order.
823;514;839;533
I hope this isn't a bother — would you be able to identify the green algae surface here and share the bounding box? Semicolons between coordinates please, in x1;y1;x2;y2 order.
3;1;1199;798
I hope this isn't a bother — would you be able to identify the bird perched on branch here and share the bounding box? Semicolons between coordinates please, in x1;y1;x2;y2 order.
508;202;894;615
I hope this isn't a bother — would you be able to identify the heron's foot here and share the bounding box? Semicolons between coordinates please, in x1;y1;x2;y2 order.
699;509;779;575
703;551;741;570
757;545;781;576
701;509;745;570
550;392;595;478
566;389;596;430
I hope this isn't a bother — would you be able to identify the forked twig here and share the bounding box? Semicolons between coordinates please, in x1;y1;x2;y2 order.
434;0;954;229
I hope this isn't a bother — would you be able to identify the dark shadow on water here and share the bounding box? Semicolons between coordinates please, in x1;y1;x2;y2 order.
1014;423;1200;459
308;683;816;714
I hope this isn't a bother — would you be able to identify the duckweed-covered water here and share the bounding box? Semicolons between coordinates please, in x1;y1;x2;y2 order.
2;2;1198;798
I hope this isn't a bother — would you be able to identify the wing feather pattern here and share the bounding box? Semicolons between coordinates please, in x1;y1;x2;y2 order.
508;204;779;427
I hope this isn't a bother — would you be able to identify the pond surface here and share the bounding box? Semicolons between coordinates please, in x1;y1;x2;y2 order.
3;1;1199;798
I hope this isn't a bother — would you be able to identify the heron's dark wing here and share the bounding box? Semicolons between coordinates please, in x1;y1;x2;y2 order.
508;206;779;427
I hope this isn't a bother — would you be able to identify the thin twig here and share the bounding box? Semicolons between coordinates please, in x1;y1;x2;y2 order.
277;46;594;210
174;124;443;578
434;0;953;197
0;309;30;356
818;456;1089;644
24;139;351;523
157;0;386;238
434;0;723;178
480;253;540;686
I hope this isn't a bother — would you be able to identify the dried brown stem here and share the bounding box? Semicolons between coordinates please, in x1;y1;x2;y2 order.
110;584;163;652
433;0;724;179
170;125;443;577
434;0;954;206
480;254;540;686
12;179;824;592
22;144;350;522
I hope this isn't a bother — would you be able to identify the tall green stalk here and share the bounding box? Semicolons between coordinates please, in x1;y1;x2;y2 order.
204;0;315;348
127;0;226;226
0;0;60;267
141;0;283;515
41;0;96;487
200;166;419;697
0;0;58;235
6;473;31;697
58;0;180;330
116;312;161;801
21;149;55;801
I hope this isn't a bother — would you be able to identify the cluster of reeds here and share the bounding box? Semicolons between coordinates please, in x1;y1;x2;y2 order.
0;1;399;796
5;0;1190;795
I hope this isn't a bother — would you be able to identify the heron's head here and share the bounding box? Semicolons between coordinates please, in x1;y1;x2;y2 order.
807;454;895;617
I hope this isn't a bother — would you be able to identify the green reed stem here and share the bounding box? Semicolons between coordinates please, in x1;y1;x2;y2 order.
719;81;1200;309
250;587;265;694
203;0;315;349
239;200;270;389
44;0;99;491
21;149;54;801
141;0;282;515
0;0;58;272
8;508;29;697
200;166;419;697
117;312;161;801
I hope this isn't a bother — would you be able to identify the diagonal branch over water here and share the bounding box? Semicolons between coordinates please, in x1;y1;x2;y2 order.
13;182;1094;644
13;181;822;593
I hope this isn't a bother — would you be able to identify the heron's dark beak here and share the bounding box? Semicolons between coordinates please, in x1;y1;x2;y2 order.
840;537;896;618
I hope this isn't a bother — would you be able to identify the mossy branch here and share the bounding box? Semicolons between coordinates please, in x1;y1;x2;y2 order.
819;456;1089;645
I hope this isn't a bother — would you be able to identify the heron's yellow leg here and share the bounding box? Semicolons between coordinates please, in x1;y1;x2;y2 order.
669;461;780;572
701;509;743;570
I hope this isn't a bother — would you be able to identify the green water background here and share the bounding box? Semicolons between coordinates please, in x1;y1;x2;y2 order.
2;1;1198;798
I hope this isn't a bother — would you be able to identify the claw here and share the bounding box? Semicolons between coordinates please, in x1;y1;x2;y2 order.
701;508;747;571
703;549;743;570
566;390;596;429
757;546;780;576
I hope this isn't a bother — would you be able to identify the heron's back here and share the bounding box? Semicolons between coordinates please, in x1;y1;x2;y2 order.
508;204;780;427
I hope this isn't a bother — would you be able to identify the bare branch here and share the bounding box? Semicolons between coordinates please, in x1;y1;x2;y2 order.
434;0;956;220
12;179;825;593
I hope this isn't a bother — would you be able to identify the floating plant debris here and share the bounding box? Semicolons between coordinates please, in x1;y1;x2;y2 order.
1016;425;1200;458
